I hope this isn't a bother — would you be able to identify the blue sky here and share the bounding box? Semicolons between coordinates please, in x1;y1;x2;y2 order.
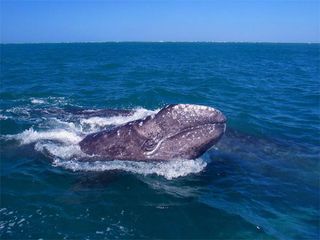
1;0;319;43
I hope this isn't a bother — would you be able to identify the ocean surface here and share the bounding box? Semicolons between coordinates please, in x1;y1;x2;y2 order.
0;43;319;239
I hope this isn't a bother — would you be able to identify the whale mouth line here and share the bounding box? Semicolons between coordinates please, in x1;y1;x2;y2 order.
144;122;226;157
169;122;226;139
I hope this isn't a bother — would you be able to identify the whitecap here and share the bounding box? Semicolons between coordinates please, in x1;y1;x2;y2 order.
5;107;31;116
30;98;45;104
0;114;8;120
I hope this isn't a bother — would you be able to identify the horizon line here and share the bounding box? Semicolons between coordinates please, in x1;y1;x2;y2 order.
1;40;319;45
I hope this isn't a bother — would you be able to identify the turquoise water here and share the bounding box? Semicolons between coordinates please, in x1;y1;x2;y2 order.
0;43;319;239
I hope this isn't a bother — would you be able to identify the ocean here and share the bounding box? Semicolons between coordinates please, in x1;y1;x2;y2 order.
0;43;319;239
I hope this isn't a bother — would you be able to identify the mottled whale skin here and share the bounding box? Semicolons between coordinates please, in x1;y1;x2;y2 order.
79;104;227;161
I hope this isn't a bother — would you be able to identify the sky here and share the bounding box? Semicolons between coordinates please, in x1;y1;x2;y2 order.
1;0;319;43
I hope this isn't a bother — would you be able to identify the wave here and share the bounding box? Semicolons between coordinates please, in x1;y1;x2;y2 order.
30;98;46;104
2;107;206;179
31;96;69;106
0;114;8;120
34;142;86;159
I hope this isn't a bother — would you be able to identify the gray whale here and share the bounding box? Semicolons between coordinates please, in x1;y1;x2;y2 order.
79;104;226;161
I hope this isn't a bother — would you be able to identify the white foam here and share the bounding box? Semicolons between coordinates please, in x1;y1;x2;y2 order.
5;128;83;145
52;158;207;180
29;96;70;106
44;118;82;133
47;96;69;106
30;98;45;104
80;107;159;131
0;114;8;120
6;107;31;116
35;142;86;159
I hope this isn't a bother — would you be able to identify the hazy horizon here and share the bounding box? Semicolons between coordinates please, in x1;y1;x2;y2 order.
1;41;320;44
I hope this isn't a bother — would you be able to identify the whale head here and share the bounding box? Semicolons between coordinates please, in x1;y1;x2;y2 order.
80;104;226;161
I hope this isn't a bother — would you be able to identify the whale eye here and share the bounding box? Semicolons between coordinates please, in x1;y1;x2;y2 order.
143;139;157;151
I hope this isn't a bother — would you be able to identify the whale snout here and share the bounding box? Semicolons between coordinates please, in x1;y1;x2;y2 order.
209;108;227;125
145;104;227;159
168;104;226;126
201;105;227;135
173;104;227;143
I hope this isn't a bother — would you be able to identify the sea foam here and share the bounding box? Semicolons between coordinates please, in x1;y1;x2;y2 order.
30;98;46;104
5;128;82;145
52;158;207;180
80;107;159;132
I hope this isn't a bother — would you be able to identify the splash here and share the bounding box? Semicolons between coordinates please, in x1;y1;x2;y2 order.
2;107;206;179
34;142;86;159
5;128;83;145
52;158;207;180
79;107;159;132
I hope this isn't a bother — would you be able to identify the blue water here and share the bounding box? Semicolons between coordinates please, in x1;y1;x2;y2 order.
0;43;319;239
